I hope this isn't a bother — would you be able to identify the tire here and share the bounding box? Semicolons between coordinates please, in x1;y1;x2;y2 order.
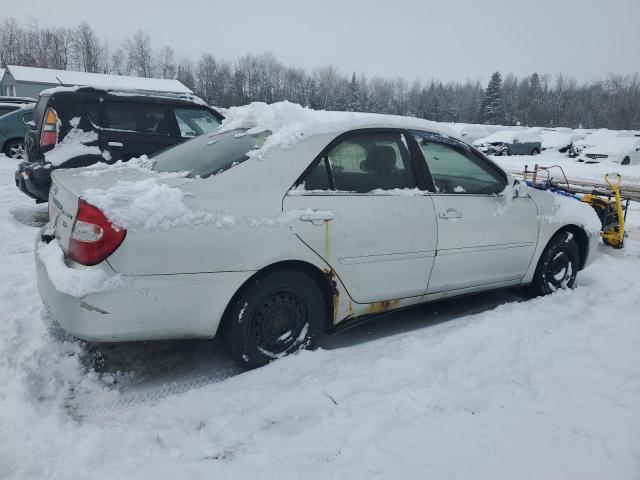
531;148;540;155
3;138;25;159
622;156;630;166
531;231;580;296
220;269;325;370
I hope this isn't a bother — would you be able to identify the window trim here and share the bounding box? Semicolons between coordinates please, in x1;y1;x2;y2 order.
289;127;428;196
410;129;509;197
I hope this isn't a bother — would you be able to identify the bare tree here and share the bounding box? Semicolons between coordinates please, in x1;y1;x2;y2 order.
72;22;103;72
155;46;176;79
125;29;154;77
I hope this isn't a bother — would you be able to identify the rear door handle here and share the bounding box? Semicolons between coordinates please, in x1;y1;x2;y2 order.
438;209;463;220
299;210;334;225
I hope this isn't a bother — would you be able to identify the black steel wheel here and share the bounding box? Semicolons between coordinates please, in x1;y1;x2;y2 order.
531;231;580;296
221;269;325;370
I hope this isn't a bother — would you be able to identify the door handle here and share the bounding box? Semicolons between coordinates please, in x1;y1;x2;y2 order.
299;210;334;225
438;209;463;220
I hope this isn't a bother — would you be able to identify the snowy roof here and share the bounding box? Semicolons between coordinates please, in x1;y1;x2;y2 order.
6;65;192;94
0;68;5;80
582;137;640;156
218;101;458;152
474;129;541;145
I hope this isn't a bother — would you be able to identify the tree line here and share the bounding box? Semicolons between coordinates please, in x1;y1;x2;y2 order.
1;18;639;130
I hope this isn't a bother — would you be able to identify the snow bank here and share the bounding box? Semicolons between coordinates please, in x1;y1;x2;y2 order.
37;240;122;297
218;101;456;159
83;179;235;232
541;194;602;234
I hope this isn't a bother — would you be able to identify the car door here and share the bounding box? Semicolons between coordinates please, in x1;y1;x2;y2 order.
100;101;179;162
283;130;438;303
410;131;538;294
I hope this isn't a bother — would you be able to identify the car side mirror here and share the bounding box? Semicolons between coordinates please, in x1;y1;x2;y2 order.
513;180;528;198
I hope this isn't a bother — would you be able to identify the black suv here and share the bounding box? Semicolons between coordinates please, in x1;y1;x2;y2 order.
15;87;223;202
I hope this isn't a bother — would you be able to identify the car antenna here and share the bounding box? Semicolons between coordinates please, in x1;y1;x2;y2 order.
55;76;64;86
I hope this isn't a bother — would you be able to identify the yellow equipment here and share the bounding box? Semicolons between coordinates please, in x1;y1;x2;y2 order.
581;173;628;248
524;165;630;249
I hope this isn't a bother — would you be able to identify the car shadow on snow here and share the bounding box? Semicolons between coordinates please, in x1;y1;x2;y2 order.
10;204;48;228
75;288;525;400
319;289;525;350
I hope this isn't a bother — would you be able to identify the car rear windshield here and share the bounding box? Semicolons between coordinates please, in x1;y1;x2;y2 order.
151;128;270;178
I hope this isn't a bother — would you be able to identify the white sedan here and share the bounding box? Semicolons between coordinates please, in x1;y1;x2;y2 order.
36;103;602;369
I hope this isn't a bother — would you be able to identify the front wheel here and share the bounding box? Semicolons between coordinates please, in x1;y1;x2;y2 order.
531;231;580;296
220;269;325;370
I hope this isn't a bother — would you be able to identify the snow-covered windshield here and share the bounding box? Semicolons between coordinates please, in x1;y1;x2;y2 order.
151;128;269;178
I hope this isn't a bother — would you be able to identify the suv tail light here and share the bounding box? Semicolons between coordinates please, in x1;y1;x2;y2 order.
40;107;59;147
69;200;126;266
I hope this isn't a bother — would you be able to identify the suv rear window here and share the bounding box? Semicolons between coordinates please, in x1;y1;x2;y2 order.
174;108;221;138
152;128;269;178
103;102;175;135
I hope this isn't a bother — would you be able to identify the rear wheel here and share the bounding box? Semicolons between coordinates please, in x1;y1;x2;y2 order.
4;138;25;159
220;269;325;370
531;231;580;296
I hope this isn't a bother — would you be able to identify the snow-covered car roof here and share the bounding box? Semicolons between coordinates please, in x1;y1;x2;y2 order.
581;137;640;156
473;129;541;145
540;132;585;149
216;101;458;145
573;129;635;149
39;85;209;107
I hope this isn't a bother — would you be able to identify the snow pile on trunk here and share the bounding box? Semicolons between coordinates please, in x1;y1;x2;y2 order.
37;241;122;297
83;179;235;232
44;127;101;167
218;101;456;158
542;193;602;234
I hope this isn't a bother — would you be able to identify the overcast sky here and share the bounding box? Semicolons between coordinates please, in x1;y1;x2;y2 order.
5;0;640;83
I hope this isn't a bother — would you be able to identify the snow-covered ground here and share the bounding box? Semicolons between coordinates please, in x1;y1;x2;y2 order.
1;152;640;479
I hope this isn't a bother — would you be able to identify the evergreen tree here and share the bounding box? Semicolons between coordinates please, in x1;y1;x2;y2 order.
347;72;359;111
479;71;505;124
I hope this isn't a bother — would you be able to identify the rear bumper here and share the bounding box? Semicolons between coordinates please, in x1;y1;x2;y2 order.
15;162;51;202
35;231;253;341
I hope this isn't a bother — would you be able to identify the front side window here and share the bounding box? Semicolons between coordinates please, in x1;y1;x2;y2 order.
302;132;415;193
413;131;506;194
174;108;221;137
103;103;175;135
152;128;269;178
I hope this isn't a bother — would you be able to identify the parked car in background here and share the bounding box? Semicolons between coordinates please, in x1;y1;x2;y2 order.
36;106;600;370
15;86;224;202
0;102;34;159
473;130;542;156
577;137;640;165
0;96;36;105
540;131;586;153
569;129;635;157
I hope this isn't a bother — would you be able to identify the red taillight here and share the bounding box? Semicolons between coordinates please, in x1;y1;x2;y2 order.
40;107;59;147
68;200;126;266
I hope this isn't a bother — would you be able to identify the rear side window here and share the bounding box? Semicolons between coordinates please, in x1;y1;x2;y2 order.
103;102;176;135
152;128;269;178
412;131;506;194
308;132;416;193
174;108;221;137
